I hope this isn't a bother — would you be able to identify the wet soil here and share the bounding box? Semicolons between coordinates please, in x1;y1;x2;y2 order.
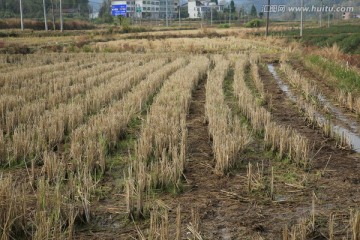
291;59;360;125
259;63;360;235
74;58;360;239
159;74;352;239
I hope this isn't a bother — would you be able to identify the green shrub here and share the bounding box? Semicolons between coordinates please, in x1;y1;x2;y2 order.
218;24;230;28
244;19;264;28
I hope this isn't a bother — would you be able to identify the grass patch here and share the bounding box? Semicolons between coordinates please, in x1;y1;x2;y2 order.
244;64;264;103
271;24;360;54
223;67;251;126
306;55;360;92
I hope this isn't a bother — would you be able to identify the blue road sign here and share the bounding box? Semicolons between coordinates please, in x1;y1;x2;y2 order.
112;4;127;16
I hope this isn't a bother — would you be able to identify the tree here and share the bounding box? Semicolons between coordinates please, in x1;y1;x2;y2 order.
250;4;257;17
203;7;219;21
238;6;245;17
98;0;113;23
211;0;218;5
230;0;235;13
99;0;111;18
0;0;90;19
180;5;189;18
259;12;263;19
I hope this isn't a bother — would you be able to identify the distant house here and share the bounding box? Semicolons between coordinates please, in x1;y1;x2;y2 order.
90;12;99;19
112;0;179;19
187;0;224;19
342;12;359;19
342;12;352;19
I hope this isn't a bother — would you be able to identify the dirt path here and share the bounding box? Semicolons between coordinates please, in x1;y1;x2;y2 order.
160;76;251;239
162;75;308;239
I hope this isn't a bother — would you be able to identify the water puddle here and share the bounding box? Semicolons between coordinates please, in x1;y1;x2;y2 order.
267;64;360;152
268;64;297;102
317;94;358;132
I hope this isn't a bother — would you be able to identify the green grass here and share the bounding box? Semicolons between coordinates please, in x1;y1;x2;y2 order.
271;24;360;54
244;64;264;103
223;68;251;127
306;55;360;92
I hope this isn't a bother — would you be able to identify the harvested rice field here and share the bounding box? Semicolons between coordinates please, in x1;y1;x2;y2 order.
0;29;360;239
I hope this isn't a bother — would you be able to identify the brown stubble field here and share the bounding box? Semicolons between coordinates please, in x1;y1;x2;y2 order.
0;28;360;239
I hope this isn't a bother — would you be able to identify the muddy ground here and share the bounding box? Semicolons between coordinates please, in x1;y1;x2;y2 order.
74;55;360;239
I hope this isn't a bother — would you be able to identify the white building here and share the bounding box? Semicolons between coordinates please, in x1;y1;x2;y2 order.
112;0;179;19
188;0;224;19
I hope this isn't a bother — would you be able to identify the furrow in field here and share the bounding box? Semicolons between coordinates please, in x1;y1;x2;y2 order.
205;55;250;174
1;60;146;135
0;52;137;86
2;58;165;165
126;56;209;217
277;62;357;150
0;61;109;116
69;57;188;173
233;57;311;168
0;60;87;88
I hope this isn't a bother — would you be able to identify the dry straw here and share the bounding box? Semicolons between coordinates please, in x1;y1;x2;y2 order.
126;56;209;217
70;57;186;173
233;55;312;168
6;57;163;165
0;175;26;240
205;55;251;174
280;61;352;150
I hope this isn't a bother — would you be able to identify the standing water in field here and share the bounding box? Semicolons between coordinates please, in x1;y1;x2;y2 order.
267;63;360;153
267;64;297;102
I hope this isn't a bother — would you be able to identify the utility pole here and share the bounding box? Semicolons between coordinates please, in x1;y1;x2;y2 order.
166;0;168;27
60;0;63;32
43;0;48;30
300;0;303;37
229;3;231;25
211;6;213;26
265;0;270;36
19;0;24;30
178;5;181;27
319;0;322;27
51;0;55;30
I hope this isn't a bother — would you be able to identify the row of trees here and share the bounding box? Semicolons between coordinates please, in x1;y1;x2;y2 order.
0;0;89;18
201;2;261;22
